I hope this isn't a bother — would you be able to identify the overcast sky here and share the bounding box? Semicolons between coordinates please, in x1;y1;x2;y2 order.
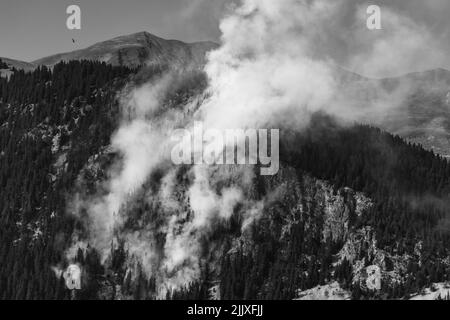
0;0;449;69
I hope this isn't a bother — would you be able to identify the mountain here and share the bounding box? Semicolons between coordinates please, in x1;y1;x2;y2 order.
0;57;36;71
2;38;450;300
0;57;36;78
379;69;450;157
2;60;450;300
339;68;450;157
32;31;218;69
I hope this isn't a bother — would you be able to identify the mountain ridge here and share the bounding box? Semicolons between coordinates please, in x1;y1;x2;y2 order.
31;31;218;69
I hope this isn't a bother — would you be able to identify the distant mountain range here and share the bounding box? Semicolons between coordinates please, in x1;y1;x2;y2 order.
384;69;450;157
338;68;450;157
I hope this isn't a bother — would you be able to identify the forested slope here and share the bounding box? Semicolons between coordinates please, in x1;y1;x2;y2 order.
1;64;450;300
0;61;135;299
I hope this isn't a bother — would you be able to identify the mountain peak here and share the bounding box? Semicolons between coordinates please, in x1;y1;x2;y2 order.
108;31;164;43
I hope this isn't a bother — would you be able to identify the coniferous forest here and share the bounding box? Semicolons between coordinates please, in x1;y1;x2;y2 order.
0;61;135;299
0;59;8;69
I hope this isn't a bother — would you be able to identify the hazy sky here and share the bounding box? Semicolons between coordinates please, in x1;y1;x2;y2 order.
0;0;449;66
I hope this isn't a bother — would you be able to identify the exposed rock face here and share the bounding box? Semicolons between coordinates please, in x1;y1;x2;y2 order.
258;168;372;244
333;225;432;295
321;186;372;243
216;166;376;298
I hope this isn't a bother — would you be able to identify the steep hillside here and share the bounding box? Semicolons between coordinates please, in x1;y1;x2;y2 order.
0;61;137;299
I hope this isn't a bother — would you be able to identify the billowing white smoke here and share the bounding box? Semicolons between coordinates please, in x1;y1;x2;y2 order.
200;0;338;130
197;0;444;130
66;0;447;296
71;73;186;260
